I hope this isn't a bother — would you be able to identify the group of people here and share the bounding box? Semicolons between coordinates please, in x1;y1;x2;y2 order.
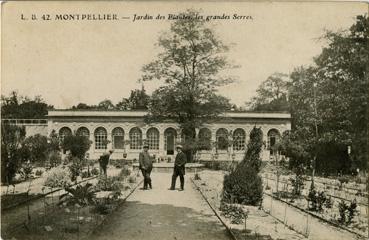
139;144;187;191
98;144;187;191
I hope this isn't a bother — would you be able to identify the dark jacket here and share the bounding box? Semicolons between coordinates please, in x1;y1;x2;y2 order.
174;151;187;175
139;152;153;171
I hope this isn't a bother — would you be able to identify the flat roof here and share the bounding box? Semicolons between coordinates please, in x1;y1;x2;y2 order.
48;110;291;119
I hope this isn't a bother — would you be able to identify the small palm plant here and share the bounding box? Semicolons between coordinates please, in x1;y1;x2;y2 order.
59;183;96;206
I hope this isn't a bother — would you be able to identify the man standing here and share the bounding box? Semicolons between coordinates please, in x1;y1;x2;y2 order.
139;144;153;190
169;145;187;191
99;149;114;177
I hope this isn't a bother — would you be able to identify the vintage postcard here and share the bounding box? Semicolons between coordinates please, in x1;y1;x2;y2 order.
1;1;368;240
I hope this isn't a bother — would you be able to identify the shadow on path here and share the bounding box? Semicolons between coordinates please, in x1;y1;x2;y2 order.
90;201;231;240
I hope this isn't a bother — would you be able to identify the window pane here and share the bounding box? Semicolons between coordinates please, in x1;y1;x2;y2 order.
216;129;228;150
130;128;142;150
114;136;124;149
233;129;245;151
95;127;107;150
147;128;159;150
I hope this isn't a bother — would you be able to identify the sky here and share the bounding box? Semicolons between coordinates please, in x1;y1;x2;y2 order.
2;1;367;109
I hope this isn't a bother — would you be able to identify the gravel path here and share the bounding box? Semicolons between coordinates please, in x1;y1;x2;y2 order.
89;172;231;240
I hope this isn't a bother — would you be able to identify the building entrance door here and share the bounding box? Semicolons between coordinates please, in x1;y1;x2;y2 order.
166;135;174;155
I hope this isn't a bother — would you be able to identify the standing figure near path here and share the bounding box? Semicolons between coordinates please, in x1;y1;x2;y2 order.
139;144;153;190
99;149;114;177
169;145;187;191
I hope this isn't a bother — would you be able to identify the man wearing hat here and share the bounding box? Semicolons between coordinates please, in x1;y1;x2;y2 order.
169;145;187;191
99;149;114;177
139;144;153;190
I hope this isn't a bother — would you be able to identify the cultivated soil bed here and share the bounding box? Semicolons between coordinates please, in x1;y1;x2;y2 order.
2;166;142;240
261;171;368;237
192;170;304;240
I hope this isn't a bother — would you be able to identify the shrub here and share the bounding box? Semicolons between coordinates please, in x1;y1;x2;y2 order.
47;150;62;168
19;161;34;180
222;162;263;205
219;202;248;224
243;127;263;172
222;127;263;206
289;164;305;197
194;173;201;180
22;134;48;164
44;166;71;188
1;124;27;184
325;196;333;208
35;169;43;176
91;168;99;176
95;177;124;192
307;184;326;212
61;134;91;160
290;175;305;197
338;199;357;225
59;183;96;206
68;157;83;182
81;171;90;179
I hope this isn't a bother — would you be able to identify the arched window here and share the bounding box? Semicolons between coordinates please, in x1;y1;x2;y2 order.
76;127;90;139
59;127;72;142
129;127;142;150
233;128;246;151
164;128;177;155
216;128;228;150
112;127;124;149
198;128;211;150
267;129;281;150
146;128;159;150
94;127;107;150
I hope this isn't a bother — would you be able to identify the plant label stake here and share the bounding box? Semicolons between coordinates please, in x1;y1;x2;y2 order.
43;188;47;225
305;213;309;237
244;212;247;240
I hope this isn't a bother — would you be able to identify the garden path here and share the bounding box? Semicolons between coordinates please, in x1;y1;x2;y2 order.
89;172;232;240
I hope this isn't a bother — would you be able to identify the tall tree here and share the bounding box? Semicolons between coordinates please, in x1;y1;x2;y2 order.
1;91;53;119
116;87;150;110
287;15;368;173
1;123;26;183
141;9;235;159
247;72;289;112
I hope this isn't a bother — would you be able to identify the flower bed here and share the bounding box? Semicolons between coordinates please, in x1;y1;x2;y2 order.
2;166;142;240
192;170;305;240
262;174;368;237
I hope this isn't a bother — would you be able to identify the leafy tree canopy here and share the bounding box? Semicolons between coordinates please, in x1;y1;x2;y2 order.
287;15;368;172
246;72;289;112
142;9;235;134
116;87;150;110
71;87;150;111
1;91;53;119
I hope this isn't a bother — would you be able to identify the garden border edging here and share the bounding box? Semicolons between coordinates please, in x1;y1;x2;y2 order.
82;178;144;240
191;177;238;240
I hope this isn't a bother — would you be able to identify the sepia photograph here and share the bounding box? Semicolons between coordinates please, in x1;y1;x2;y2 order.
1;1;368;240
